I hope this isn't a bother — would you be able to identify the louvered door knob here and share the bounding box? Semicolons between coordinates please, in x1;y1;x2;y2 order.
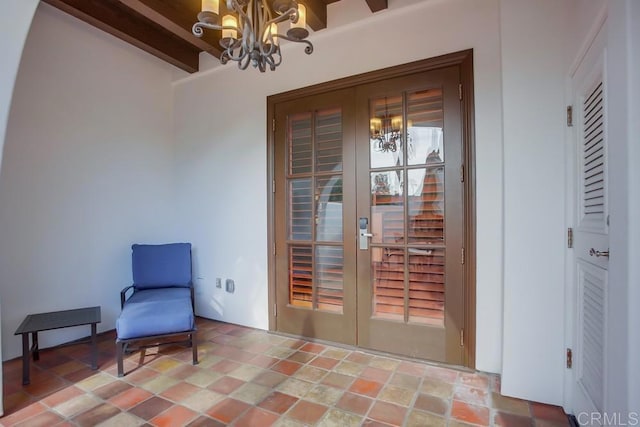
589;248;610;258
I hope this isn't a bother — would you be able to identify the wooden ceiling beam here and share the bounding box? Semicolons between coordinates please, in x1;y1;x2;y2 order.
116;0;222;57
301;0;328;31
43;0;201;73
365;0;388;13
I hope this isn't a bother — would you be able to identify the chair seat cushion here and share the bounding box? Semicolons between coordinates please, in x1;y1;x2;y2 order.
116;297;194;340
127;287;191;304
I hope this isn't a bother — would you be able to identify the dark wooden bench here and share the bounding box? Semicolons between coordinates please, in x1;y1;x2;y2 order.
14;306;101;384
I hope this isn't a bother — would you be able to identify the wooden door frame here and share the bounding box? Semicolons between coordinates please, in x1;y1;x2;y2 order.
266;49;477;368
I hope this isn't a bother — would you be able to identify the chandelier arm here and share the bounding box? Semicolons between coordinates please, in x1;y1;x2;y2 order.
222;45;249;62
192;23;205;37
193;22;246;38
238;52;252;70
275;34;314;54
258;41;276;57
273;50;282;67
230;0;251;24
220;50;230;64
264;8;298;28
264;53;276;66
257;10;294;58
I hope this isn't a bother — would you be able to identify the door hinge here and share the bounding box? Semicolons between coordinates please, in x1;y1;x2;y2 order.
460;329;464;347
567;227;573;248
458;83;463;101
272;179;276;193
272;243;276;256
461;247;465;265
566;348;572;369
566;105;573;127
273;303;277;317
460;165;465;182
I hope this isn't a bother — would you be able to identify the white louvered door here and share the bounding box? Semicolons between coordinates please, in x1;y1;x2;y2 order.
570;25;608;424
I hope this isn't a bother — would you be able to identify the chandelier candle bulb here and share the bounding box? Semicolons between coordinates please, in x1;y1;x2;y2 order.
391;116;403;131
222;14;238;39
292;3;306;29
370;118;382;136
202;0;219;14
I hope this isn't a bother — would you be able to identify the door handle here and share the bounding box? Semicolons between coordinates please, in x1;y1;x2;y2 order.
359;231;373;249
589;248;610;258
359;217;373;250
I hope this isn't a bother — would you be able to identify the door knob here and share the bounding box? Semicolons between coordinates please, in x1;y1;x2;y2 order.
589;248;609;258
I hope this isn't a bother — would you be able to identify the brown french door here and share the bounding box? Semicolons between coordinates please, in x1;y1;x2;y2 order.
355;68;464;363
273;89;358;345
272;59;467;365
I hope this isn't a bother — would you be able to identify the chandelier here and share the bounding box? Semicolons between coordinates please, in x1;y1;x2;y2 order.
370;97;404;153
192;0;313;72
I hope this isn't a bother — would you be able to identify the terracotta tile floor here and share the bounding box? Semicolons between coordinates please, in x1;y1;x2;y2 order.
1;318;570;426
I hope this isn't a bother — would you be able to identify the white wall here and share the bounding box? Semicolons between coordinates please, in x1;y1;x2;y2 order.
0;0;40;415
0;3;178;360
500;0;568;404
0;0;39;168
606;0;640;418
173;0;505;374
500;0;639;409
625;0;640;412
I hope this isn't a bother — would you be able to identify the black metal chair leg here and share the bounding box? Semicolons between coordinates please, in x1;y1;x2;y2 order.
192;333;198;365
116;341;124;377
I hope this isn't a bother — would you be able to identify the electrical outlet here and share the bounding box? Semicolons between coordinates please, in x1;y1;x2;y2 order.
225;279;235;293
215;278;222;288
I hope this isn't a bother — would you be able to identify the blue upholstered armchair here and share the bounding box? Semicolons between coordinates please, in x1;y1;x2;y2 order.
115;243;198;377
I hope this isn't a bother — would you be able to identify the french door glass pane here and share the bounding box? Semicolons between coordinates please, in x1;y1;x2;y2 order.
316;175;342;242
408;247;445;325
371;246;446;326
368;89;447;326
372;247;404;321
407;88;444;166
316;108;343;172
289;245;312;307
289;179;312;241
370;95;404;168
371;171;404;245
408;167;445;244
316;246;344;313
287;107;344;312
289;113;312;174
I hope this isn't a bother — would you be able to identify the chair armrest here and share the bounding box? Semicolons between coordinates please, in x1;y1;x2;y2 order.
190;284;195;311
120;285;135;309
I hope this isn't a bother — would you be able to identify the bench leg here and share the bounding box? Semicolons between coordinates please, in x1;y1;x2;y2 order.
21;333;30;385
191;332;198;365
31;332;39;361
91;323;98;370
116;341;124;377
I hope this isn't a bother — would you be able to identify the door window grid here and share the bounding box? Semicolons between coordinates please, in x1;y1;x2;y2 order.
370;89;446;326
287;109;344;312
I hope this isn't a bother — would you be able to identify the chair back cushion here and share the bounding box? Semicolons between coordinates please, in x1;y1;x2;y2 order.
132;243;192;289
